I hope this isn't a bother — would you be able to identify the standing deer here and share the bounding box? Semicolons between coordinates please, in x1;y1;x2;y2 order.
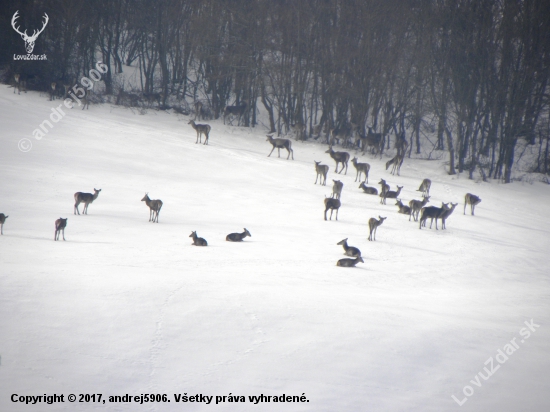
54;218;67;241
464;193;481;215
419;203;450;230
368;216;387;241
417;179;431;197
223;102;247;125
266;135;294;159
226;228;251;242
141;193;163;223
359;182;378;195
49;82;57;100
385;153;404;176
337;256;364;267
188;120;211;145
291;122;306;141
331;180;344;200
337;238;361;257
74;188;101;215
314;161;329;185
351;157;370;183
81;89;90;110
190;231;208;246
441;202;458;229
382;185;403;205
0;213;8;235
395;199;411;215
360;127;384;156
325;146;350;174
194;101;204;120
14;73;28;94
395;133;408;156
324;197;341;221
378;178;390;198
408;196;430;222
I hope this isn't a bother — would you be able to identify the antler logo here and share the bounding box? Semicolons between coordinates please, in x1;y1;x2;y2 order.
12;10;49;54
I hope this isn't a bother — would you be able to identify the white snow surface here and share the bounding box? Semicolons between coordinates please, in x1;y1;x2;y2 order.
0;87;549;412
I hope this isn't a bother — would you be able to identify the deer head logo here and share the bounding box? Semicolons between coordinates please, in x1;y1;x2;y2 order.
12;11;49;54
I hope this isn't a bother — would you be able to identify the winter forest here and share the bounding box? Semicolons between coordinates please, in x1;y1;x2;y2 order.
1;0;549;182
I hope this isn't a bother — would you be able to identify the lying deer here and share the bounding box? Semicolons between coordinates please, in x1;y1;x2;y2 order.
74;188;101;215
337;256;364;267
408;196;430;222
395;199;411;215
141;193;163;223
0;213;8;235
188;119;211;145
351;157;370;183
337;238;361;257
368;216;387;241
382;185;403;205
226;228;251;242
325;146;350;174
331;180;344;200
54;218;67;241
464;193;481;215
314;161;329;185
190;231;208;246
324;197;341;221
266;135;294;160
359;182;378;195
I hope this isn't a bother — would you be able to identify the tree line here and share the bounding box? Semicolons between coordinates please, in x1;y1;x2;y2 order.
1;0;549;182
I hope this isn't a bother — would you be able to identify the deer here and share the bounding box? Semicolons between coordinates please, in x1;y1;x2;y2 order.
314;161;329;185
417;179;431;197
395;133;408;156
13;74;26;94
329;127;351;147
337;238;361;258
408;196;430;222
378;179;390;204
54;218;67;241
12;11;49;54
81;89;90;110
385;153;404;176
419;203;450;230
74;188;101;215
368;216;387;241
141;193;163;223
337;256;364;267
441;202;458;229
188;120;211;145
464;193;481;215
382;185;403;205
291;122;306;141
351;157;370;183
325;146;350;174
143;92;161;107
324;197;341;221
360;127;384;156
266;135;294;159
395;199;411;215
359;182;378;195
226;228;251;242
223;101;247;125
190;231;208;246
194;101;204;120
331;180;344;200
0;213;8;235
49;82;56;101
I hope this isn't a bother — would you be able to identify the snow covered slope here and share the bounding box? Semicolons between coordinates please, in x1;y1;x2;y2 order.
0;87;549;412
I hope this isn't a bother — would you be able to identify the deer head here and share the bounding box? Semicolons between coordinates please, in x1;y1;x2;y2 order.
12;11;49;54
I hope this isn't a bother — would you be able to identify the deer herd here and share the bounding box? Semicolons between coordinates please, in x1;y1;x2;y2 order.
3;93;484;269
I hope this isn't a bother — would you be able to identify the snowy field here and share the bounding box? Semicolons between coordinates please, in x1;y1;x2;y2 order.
0;86;549;412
